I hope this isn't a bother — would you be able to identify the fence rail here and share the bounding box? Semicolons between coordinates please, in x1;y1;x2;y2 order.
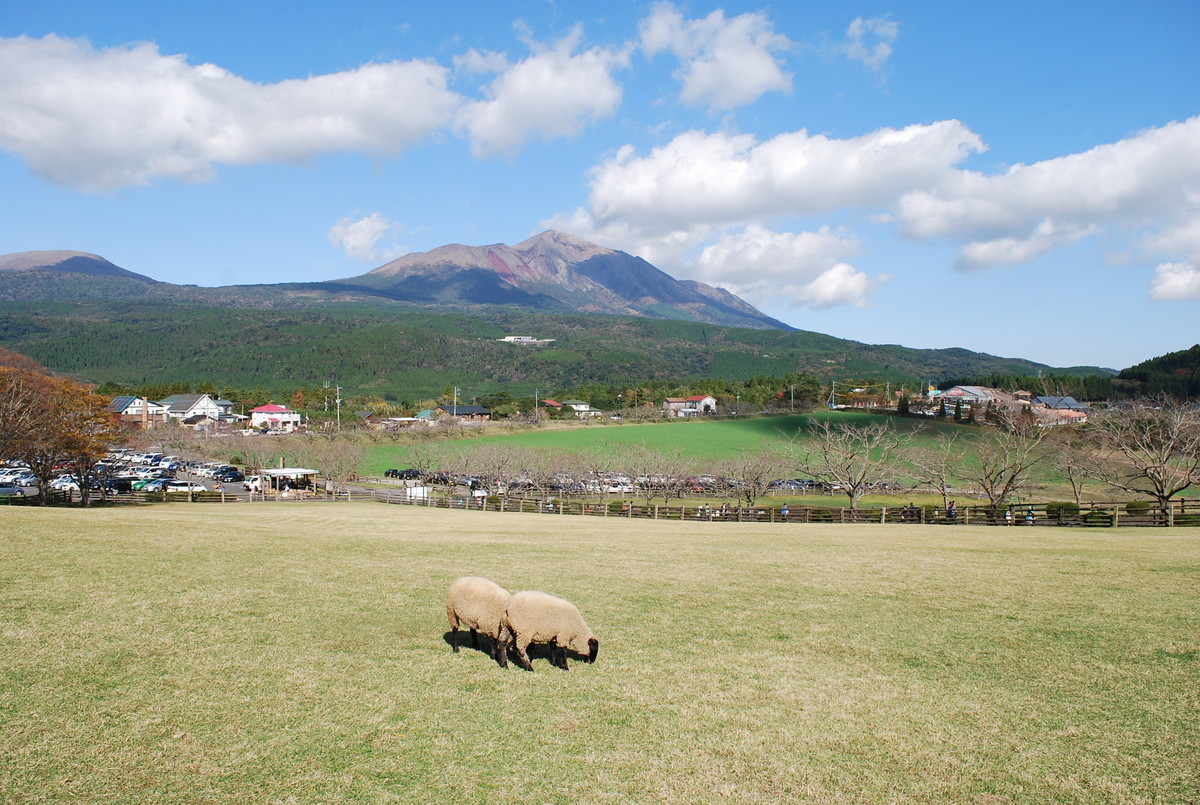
369;492;1200;527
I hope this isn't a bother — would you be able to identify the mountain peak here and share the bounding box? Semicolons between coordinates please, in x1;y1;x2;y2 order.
342;231;791;330
0;250;157;282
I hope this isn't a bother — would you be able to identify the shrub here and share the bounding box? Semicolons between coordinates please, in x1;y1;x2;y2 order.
1125;501;1151;516
1083;509;1114;527
1045;501;1081;521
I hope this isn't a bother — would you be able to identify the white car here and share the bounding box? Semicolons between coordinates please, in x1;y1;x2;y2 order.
163;480;208;493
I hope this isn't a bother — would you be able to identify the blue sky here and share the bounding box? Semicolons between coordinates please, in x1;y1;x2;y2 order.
2;1;1197;370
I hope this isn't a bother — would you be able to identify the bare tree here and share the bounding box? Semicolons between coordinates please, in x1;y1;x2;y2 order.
902;431;964;509
789;418;908;509
716;449;787;509
1088;397;1200;506
296;434;365;496
961;411;1051;508
1045;428;1102;506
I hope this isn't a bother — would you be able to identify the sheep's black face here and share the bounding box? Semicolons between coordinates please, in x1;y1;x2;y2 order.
587;637;599;664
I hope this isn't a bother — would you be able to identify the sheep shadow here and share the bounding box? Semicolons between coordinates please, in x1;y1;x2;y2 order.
440;632;588;670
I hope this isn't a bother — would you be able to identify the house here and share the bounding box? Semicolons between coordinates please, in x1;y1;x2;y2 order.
109;395;169;428
662;395;718;418
497;335;555;345
561;399;604;419
437;404;491;422
158;393;224;423
1032;395;1087;411
249;403;302;432
1032;396;1089;425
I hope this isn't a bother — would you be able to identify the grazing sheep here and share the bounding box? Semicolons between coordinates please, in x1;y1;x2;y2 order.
446;576;512;667
503;590;599;671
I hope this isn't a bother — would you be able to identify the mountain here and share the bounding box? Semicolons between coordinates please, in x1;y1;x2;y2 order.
0;250;158;282
333;230;792;330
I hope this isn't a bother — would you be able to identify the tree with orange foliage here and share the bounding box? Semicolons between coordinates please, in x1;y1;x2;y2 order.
0;367;120;505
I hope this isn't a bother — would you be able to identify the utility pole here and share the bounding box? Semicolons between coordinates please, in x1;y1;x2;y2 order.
336;385;342;432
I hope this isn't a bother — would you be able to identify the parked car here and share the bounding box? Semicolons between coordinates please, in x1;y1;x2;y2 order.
104;477;135;494
0;482;23;497
164;480;208;493
138;478;171;493
214;468;244;483
243;475;264;492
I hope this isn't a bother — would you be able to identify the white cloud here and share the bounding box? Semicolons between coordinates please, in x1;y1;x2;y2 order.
328;213;404;263
639;2;792;109
0;35;461;192
692;225;887;309
894;117;1200;271
841;16;899;72
586;121;984;233
1149;262;1200;300
456;26;627;157
955;219;1095;270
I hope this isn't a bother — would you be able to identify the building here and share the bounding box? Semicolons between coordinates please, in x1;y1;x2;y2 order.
436;404;491;422
109;395;169;428
662;395;718;418
249;403;302;432
158;393;225;423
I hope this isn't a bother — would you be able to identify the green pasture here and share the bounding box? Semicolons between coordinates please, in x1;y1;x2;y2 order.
364;411;968;472
2;504;1197;803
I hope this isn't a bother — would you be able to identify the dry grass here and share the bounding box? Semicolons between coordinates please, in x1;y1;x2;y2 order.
1;504;1197;804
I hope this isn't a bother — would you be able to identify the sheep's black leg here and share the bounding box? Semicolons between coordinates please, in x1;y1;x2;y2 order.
451;626;459;652
496;638;508;668
469;627;480;649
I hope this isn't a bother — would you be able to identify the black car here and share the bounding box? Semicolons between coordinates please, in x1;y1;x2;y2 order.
214;468;245;483
385;468;422;480
104;477;135;494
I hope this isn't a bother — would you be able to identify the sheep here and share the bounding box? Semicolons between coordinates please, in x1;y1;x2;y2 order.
503;590;599;671
445;576;512;667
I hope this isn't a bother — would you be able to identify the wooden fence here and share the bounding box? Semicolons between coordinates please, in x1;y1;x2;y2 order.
369;492;1200;527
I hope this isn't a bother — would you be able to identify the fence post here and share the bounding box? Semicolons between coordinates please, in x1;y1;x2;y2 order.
880;507;886;524
1112;507;1119;527
654;504;658;520
1168;503;1175;527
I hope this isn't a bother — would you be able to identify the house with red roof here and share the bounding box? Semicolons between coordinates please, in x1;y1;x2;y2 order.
250;403;302;432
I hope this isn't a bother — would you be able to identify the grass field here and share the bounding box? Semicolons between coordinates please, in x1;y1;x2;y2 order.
2;504;1197;803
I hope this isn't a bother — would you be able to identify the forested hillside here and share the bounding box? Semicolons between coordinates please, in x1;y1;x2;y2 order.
0;299;1107;405
1115;345;1200;398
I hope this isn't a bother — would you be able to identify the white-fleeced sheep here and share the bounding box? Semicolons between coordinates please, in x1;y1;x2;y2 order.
503;590;599;671
445;576;512;667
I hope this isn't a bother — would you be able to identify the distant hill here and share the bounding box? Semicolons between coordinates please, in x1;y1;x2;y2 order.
1115;344;1200;398
333;230;793;330
0;240;1119;400
0;250;158;282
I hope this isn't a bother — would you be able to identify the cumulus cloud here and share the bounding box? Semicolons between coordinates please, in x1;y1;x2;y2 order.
894;117;1200;283
692;225;887;308
1149;262;1200;300
639;2;791;109
841;16;899;72
456;26;627;157
586;121;984;233
328;213;404;263
0;35;461;192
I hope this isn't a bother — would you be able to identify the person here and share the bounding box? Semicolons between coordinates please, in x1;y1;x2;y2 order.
1026;506;1035;525
780;504;789;522
947;501;957;522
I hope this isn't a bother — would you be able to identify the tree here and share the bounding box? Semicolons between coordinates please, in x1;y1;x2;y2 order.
0;370;119;505
716;449;786;509
1088;398;1200;506
789;418;908;509
1045;429;1101;506
960;411;1051;509
296;435;365;496
903;431;965;509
